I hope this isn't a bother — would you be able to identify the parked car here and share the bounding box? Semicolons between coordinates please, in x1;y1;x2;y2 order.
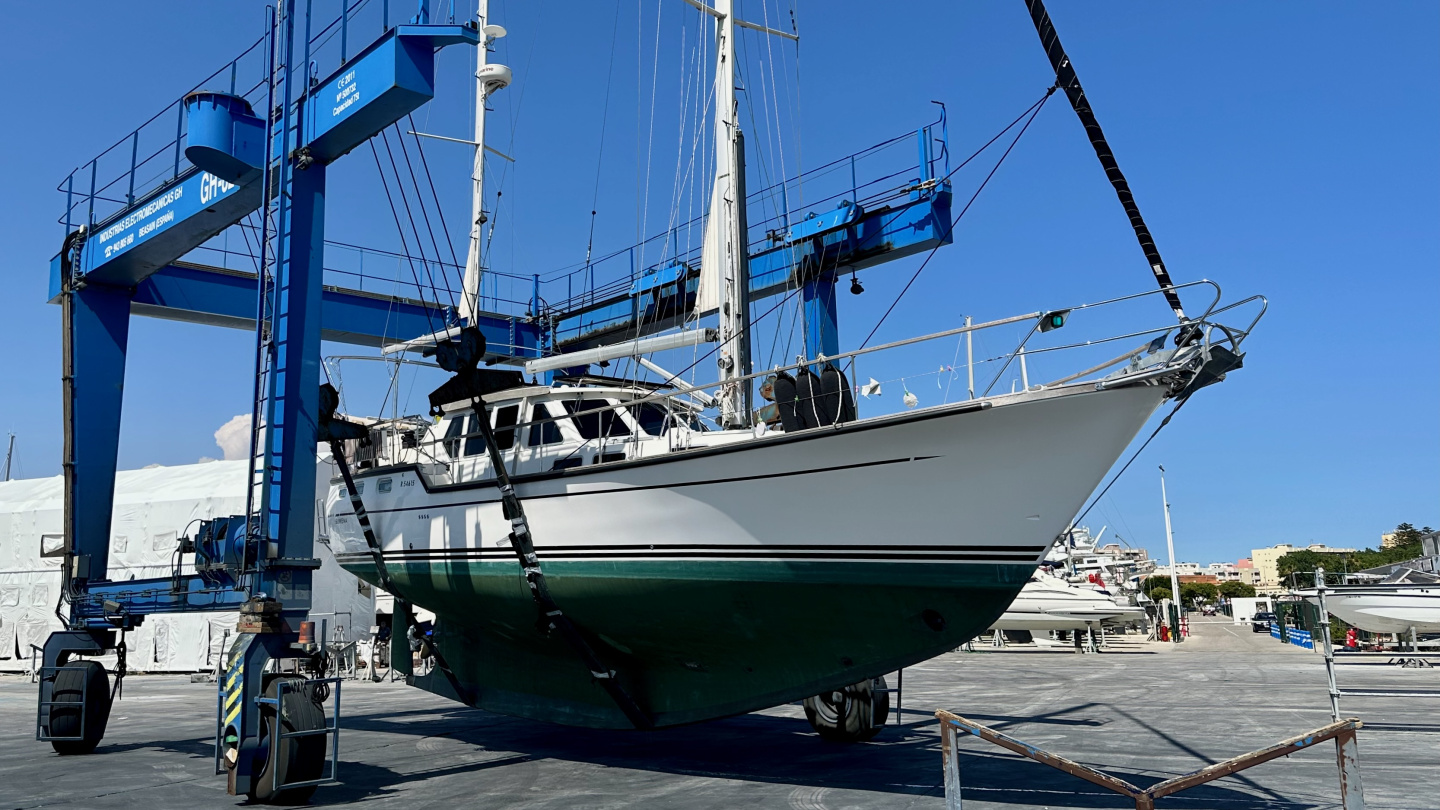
1251;611;1277;633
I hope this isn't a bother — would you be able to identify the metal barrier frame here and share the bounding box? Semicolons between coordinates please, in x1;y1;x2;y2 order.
34;665;93;742
936;710;1364;810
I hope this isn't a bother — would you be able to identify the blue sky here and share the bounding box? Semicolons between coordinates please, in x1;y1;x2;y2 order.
1;2;1435;566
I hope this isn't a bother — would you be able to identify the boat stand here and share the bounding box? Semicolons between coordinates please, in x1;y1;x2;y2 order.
873;669;905;726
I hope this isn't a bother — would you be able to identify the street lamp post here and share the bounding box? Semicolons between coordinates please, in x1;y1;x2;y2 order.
1161;465;1182;642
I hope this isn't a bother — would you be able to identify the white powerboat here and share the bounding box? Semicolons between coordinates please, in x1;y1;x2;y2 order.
1300;568;1440;635
989;572;1147;632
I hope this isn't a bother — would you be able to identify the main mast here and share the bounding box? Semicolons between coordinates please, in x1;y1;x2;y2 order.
459;0;510;325
699;0;751;428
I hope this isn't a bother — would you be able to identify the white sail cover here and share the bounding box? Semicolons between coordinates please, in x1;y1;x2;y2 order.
696;173;729;316
0;458;375;673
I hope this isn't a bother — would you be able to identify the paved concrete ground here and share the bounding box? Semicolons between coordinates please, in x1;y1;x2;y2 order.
2;619;1436;809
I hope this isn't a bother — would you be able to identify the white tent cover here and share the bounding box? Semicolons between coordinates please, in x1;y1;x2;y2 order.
0;458;374;673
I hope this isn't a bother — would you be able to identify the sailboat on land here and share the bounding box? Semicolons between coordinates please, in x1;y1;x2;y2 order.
324;0;1265;736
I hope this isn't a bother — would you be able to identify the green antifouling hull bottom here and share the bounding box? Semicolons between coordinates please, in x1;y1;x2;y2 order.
354;559;1035;729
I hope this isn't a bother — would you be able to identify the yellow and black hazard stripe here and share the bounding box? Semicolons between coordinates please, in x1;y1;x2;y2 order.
223;651;245;729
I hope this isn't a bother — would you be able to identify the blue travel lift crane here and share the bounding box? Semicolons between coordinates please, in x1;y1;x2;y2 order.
38;2;485;801
37;0;956;802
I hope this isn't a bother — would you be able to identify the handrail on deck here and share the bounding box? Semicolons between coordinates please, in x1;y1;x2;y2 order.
333;279;1266;481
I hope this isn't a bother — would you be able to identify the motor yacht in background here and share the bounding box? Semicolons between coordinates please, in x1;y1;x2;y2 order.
988;571;1146;633
1299;567;1440;635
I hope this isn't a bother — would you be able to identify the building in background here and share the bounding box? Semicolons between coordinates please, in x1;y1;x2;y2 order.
1235;557;1259;585
1381;532;1400;549
1250;543;1358;594
1152;562;1202;579
1205;562;1244;582
1097;543;1151;566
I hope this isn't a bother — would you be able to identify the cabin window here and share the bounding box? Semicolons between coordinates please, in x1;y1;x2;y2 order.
527;404;564;446
630;402;670;436
551;458;583;471
630;402;704;434
563;399;631;439
493;404;520;450
464;414;486;457
442;416;465;458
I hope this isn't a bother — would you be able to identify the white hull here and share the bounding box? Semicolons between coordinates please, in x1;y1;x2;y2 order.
1302;587;1440;635
988;574;1146;631
327;383;1169;571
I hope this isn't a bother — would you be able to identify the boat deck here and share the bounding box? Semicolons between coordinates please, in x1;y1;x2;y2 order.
0;618;1432;808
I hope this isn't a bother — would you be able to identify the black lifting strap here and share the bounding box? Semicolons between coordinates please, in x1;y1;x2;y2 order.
420;328;651;730
468;398;653;730
318;384;470;703
1025;0;1187;322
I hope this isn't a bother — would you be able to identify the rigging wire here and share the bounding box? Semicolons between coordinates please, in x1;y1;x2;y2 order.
368;139;441;335
626;87;1060;396
405;114;463;270
1071;396;1191;529
855;88;1056;352
636;0;665;276
378;128;452;309
583;1;624;308
390;126;459;308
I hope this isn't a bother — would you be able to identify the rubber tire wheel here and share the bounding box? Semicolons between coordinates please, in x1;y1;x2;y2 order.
49;661;112;755
247;677;326;805
803;676;889;743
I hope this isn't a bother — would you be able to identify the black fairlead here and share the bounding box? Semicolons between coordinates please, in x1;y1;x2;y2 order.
1024;0;1187;323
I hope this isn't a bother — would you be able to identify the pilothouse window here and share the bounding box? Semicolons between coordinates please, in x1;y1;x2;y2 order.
464;414;486;457
493;404;519;450
442;417;465;458
630;402;670;436
563;399;631;439
527;404;564;446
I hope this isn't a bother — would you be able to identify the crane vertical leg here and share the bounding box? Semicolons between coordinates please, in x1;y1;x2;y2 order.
63;281;133;585
253;162;326;634
803;272;839;360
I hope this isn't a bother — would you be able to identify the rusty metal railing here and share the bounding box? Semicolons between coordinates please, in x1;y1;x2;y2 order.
936;710;1364;810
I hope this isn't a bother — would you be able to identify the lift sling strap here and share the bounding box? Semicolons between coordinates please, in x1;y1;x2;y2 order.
319;384;470;702
418;328;651;729
467;399;654;730
1024;0;1187;322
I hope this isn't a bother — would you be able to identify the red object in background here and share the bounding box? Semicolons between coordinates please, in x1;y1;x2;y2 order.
1159;625;1170;641
1346;628;1358;648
